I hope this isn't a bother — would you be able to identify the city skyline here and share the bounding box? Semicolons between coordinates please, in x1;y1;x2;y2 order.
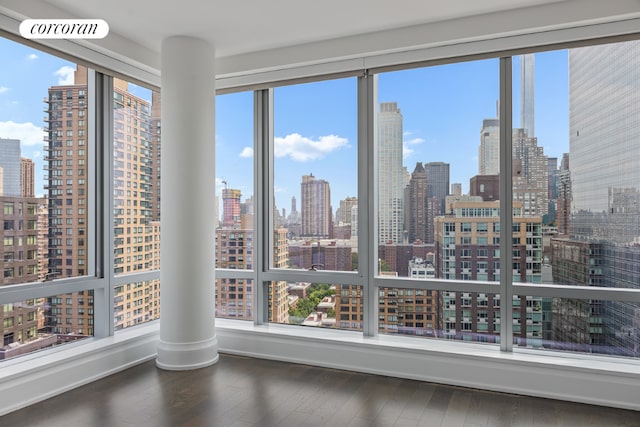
1;33;639;359
1;38;570;215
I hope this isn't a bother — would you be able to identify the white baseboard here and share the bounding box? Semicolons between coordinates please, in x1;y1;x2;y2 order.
0;324;159;416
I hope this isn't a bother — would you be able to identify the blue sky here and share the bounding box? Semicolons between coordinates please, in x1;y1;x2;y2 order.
0;36;569;213
0;38;76;195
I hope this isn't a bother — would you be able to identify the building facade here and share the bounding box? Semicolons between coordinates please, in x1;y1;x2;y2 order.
551;40;640;357
478;119;500;175
45;66;161;333
434;200;544;346
20;158;34;198
300;174;332;239
0;138;20;197
377;102;404;244
407;162;428;244
520;53;535;137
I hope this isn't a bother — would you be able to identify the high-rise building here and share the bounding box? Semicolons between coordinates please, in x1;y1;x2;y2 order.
425;162;449;244
0;138;20;196
269;229;290;324
0;196;43;358
300;174;331;238
512;129;548;217
215;227;289;324
520;53;535;137
568;42;640;242
478;121;548;218
45;65;160;333
221;187;242;228
44;65;89;283
478;119;500;175
450;183;462;196
547;156;558;224
434;200;544;346
20;157;34;197
556;153;571;235
336;196;357;226
377;102;404;244
547;157;558;200
215;229;254;319
288;196;300;224
110;78;161;330
150;91;161;221
407;162;427;244
551;41;640;356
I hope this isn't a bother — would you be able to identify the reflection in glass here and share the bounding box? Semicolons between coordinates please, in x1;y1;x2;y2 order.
517;42;640;357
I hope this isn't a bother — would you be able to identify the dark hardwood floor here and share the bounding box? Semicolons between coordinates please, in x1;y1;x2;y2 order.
2;354;638;426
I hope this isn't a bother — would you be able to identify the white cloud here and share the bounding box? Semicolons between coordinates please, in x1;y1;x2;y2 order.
33;151;41;158
0;121;45;146
403;146;415;159
55;66;75;85
402;137;425;159
27;53;38;60
274;133;349;162
0;86;9;94
405;137;425;146
239;147;253;158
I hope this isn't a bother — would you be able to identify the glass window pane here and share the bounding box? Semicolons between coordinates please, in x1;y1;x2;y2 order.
515;42;640;357
282;283;362;331
0;37;101;348
375;59;499;286
273;78;358;272
216;278;253;320
1;294;94;361
214;91;255;321
112;79;161;331
113;82;159;275
114;280;160;330
377;288;500;344
215;91;254;251
0;37;92;284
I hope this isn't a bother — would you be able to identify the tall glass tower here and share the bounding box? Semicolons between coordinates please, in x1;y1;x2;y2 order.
478;119;500;175
377;102;404;244
520;53;535;137
0;138;21;196
570;41;640;235
552;40;640;356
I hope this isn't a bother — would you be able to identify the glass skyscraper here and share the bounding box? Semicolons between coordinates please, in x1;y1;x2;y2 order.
0;138;21;196
569;41;640;240
520;53;535;137
377;102;404;244
551;40;640;356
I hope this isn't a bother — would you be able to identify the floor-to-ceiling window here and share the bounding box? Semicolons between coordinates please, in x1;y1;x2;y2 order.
0;36;103;359
2;28;640;409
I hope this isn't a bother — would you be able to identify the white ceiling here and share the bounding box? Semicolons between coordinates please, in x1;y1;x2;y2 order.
2;0;640;82
35;0;564;57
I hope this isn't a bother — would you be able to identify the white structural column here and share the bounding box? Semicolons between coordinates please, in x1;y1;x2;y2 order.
157;36;218;370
